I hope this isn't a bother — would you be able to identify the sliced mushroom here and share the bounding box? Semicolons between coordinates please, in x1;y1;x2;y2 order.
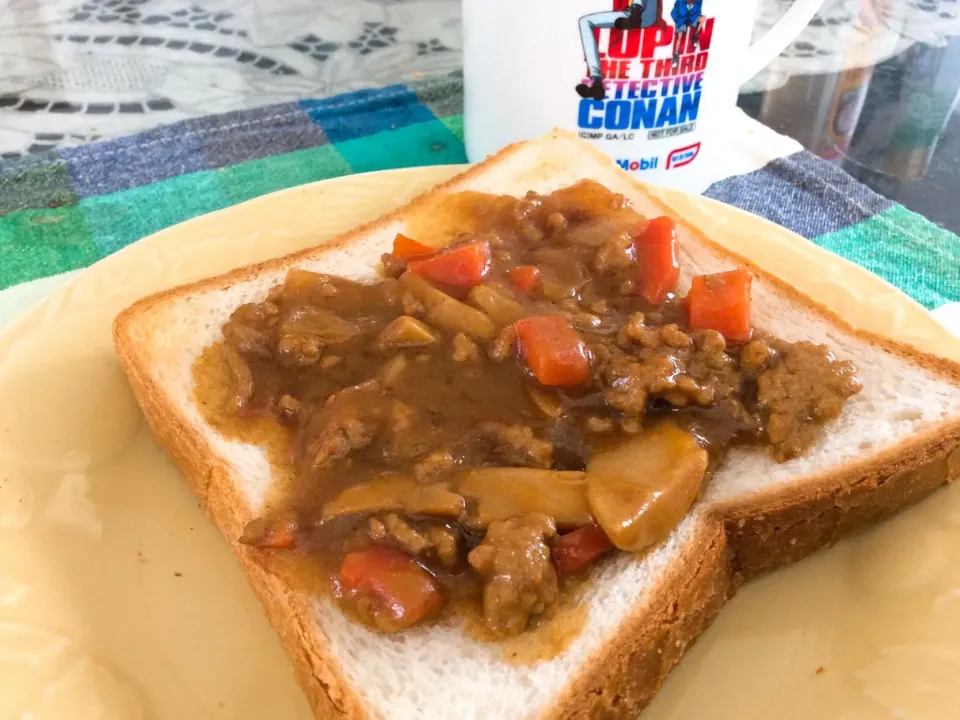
322;476;466;520
467;285;525;326
586;422;707;553
458;468;591;530
279;306;360;344
527;386;564;419
400;273;496;341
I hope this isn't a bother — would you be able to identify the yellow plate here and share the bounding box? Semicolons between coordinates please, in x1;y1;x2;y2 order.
1;167;958;719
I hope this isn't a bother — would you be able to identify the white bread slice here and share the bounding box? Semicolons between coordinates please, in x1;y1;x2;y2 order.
113;130;960;720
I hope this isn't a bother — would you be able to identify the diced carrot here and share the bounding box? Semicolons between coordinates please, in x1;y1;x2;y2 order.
408;241;492;288
634;216;679;305
508;265;541;295
392;233;436;260
686;269;753;344
339;548;443;631
515;315;591;387
552;524;613;577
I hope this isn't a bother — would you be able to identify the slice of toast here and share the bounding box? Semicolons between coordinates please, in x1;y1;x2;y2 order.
113;130;960;719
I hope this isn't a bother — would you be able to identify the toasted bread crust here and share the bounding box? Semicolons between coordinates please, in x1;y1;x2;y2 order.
113;334;371;720
551;523;732;719
113;131;960;719
548;442;960;719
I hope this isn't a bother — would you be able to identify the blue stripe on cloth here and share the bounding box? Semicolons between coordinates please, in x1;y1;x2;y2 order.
198;104;330;168
61;127;211;199
59;101;319;198
704;151;895;239
300;85;436;144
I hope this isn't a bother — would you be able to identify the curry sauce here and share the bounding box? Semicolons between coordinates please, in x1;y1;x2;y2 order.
192;180;862;646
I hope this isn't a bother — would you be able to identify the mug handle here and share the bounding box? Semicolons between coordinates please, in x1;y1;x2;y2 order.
738;0;827;85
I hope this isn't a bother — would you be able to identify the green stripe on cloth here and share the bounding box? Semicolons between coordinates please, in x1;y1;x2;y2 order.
441;115;465;142
0;207;97;288
82;170;231;256
334;119;466;173
817;204;960;310
220;145;354;205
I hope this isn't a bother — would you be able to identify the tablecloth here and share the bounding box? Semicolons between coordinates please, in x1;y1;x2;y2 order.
1;73;959;332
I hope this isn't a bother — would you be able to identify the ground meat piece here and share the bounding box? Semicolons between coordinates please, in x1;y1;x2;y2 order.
359;516;460;568
571;312;602;330
489;325;518;361
427;526;460;568
661;323;693;349
321;355;342;369
621;319;696;353
299;385;384;471
413;450;456;480
522;225;544;243
740;339;773;374
600;348;680;416
383;514;431;554
276;334;323;368
546;212;566;232
468;514;559;636
606;318;742;415
618;312;649;347
381;253;407;279
303;412;378;470
694;329;727;356
476;422;553;468
685;331;740;396
594;233;634;272
757;341;862;460
452;333;480;363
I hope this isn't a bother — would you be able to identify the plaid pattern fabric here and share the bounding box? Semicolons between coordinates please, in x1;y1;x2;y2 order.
1;74;958;311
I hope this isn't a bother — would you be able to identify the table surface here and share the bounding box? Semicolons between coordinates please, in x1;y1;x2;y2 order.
1;0;958;230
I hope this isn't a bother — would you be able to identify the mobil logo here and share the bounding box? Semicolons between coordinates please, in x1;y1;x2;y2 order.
666;142;701;169
616;156;659;172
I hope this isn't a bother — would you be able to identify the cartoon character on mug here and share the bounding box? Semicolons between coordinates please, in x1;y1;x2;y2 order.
576;0;667;100
576;0;709;99
671;0;706;69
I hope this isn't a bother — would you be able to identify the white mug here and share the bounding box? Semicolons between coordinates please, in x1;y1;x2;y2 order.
463;0;825;191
